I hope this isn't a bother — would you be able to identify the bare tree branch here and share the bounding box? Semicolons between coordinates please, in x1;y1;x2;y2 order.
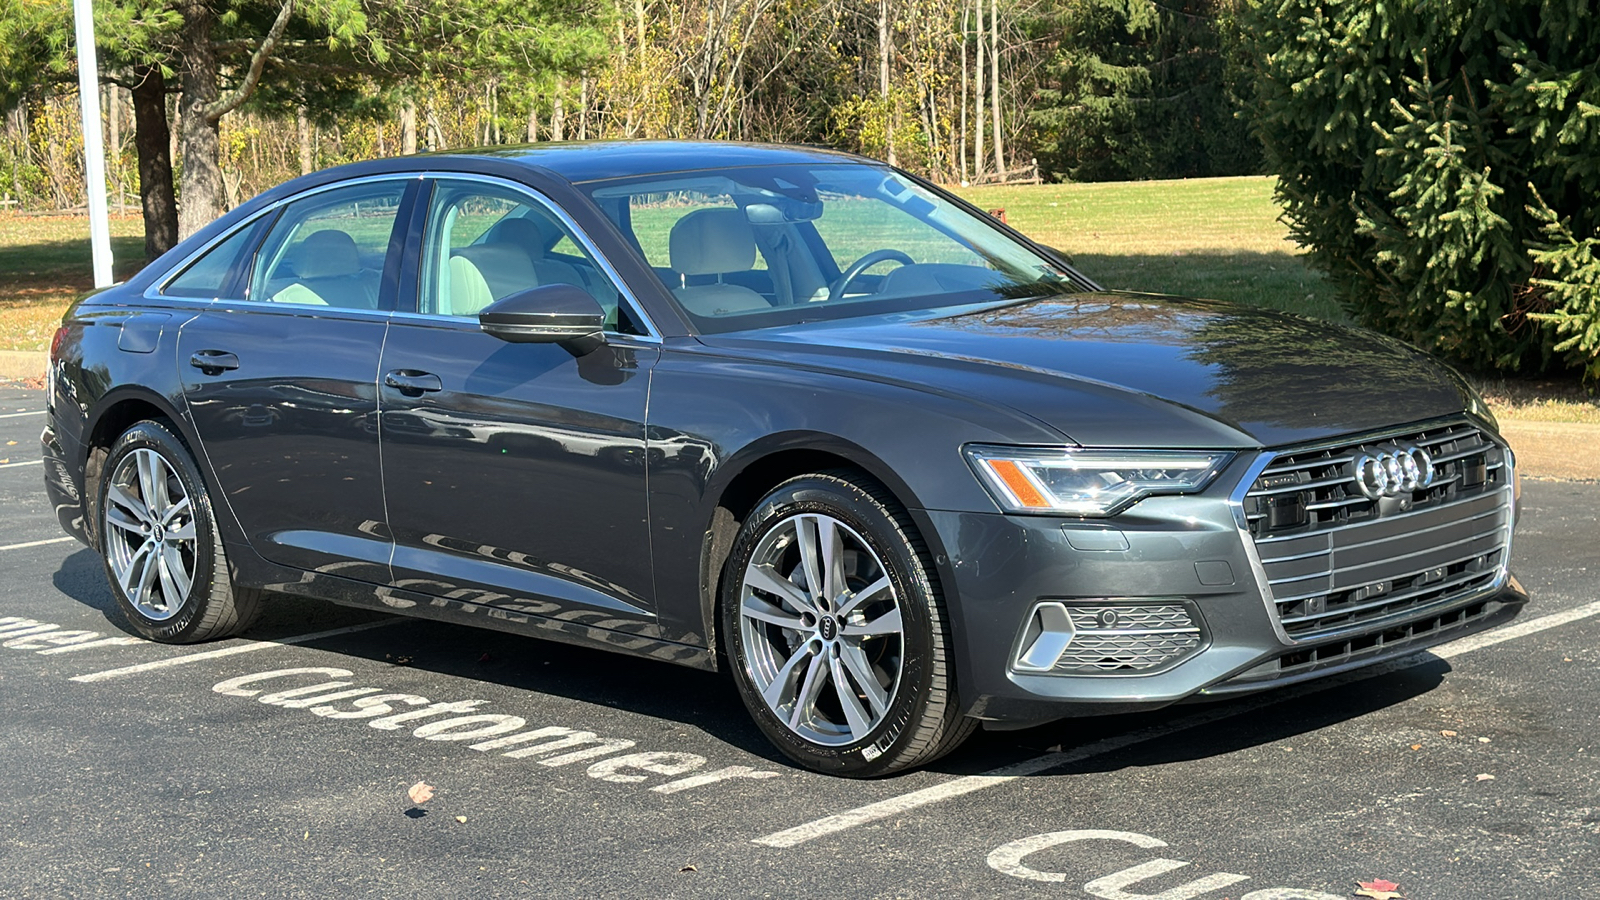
204;0;295;123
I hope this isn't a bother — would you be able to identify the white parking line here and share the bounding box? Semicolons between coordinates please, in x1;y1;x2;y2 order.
1433;599;1600;658
0;410;43;419
0;459;42;469
0;536;78;552
70;619;401;683
755;601;1598;849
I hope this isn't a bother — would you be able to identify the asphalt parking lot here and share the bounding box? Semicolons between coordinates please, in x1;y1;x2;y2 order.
1;380;1596;900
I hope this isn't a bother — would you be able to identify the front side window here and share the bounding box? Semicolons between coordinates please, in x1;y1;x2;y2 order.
419;178;642;334
248;182;407;310
584;163;1084;332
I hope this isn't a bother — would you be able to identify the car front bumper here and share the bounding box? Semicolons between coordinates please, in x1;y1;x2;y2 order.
922;449;1526;728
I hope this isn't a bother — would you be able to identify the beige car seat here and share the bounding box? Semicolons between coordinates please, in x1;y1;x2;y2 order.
272;230;377;308
448;244;538;316
668;209;771;317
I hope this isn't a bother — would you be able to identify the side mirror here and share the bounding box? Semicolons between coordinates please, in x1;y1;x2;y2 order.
479;284;607;353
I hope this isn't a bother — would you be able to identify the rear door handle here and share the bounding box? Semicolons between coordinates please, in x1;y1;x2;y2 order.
384;370;443;395
189;350;240;373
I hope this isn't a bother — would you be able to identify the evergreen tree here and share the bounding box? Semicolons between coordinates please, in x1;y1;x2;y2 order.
1030;0;1258;182
1241;0;1600;377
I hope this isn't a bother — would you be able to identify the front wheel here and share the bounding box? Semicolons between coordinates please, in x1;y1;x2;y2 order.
721;472;973;776
97;420;261;642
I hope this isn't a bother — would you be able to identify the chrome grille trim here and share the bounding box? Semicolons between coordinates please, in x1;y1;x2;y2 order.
1236;418;1513;643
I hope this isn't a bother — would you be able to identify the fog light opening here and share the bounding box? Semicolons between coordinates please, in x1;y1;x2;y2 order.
1012;600;1203;675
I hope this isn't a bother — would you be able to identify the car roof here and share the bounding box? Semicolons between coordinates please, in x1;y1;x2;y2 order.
419;140;868;183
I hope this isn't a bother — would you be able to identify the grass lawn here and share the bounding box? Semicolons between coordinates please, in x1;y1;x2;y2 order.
0;213;146;352
961;175;1345;323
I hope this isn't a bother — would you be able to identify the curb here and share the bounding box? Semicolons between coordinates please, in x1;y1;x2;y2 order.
0;350;46;380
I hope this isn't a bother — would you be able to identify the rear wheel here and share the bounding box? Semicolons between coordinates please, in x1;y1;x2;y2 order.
721;472;973;776
98;420;261;642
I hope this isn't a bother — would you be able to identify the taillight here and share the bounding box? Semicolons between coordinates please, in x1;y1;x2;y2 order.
49;325;69;362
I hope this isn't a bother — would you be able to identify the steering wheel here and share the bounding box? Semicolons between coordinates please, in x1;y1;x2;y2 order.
826;249;916;302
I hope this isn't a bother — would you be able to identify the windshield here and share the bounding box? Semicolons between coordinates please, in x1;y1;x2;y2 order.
580;163;1090;333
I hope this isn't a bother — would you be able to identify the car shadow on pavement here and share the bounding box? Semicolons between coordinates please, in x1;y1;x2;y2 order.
932;659;1450;778
51;548;133;626
50;547;1453;778
48;549;782;762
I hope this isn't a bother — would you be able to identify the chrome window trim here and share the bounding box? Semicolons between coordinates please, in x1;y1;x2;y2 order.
415;172;662;343
203;300;397;324
142;173;424;305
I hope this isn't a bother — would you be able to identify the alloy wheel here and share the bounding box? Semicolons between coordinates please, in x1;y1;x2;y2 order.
737;512;905;746
103;447;197;621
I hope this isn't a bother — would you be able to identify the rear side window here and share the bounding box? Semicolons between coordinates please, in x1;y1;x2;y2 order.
247;183;407;310
162;223;262;299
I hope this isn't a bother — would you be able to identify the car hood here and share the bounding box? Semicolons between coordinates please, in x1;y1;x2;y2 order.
700;292;1476;449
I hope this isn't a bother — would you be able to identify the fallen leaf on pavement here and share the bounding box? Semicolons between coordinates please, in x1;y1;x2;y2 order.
408;781;434;804
1409;744;1422;751
455;815;467;823
1476;773;1496;782
1355;878;1404;899
1478;737;1491;743
680;865;697;873
1440;730;1458;737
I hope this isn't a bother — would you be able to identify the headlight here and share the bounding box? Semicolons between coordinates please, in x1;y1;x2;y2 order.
965;445;1234;516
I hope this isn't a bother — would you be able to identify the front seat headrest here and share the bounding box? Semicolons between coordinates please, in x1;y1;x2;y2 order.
669;208;756;276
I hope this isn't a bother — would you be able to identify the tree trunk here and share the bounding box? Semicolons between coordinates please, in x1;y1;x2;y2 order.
177;1;223;238
296;106;313;175
958;4;969;184
552;79;566;141
578;75;589;141
526;102;539;142
974;0;986;180
878;0;894;166
990;0;1004;174
130;65;178;259
401;99;417;154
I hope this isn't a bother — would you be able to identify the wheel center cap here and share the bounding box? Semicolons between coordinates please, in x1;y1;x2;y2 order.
818;616;838;641
151;523;165;542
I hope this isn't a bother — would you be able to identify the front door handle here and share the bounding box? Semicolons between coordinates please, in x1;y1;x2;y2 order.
384;370;443;395
189;350;240;374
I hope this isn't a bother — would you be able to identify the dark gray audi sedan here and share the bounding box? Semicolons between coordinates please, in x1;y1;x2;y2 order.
41;141;1526;776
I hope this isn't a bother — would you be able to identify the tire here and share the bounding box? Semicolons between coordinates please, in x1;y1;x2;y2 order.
97;420;262;643
720;471;975;777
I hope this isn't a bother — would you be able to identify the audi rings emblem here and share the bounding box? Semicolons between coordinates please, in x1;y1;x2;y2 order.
1353;444;1435;499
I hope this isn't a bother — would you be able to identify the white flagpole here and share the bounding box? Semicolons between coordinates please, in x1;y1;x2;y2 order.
72;0;114;287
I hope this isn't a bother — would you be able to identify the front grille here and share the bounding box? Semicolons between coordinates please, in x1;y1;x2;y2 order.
1242;420;1512;641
